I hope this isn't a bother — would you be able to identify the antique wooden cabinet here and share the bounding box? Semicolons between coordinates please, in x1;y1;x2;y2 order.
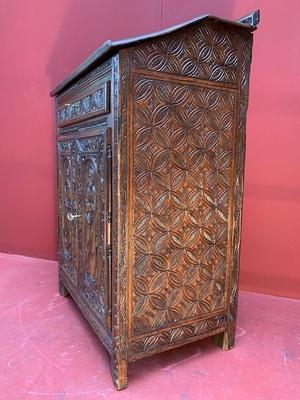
51;11;259;389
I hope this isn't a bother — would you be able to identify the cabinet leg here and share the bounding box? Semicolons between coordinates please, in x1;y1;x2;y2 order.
111;356;128;390
59;280;69;297
213;325;235;350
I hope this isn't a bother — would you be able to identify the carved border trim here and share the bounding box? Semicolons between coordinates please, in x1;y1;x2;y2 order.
227;31;253;336
129;314;226;361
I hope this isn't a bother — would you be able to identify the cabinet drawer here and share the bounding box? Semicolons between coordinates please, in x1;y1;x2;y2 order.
57;80;110;128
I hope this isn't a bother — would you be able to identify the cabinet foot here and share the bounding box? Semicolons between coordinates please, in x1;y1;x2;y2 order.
111;356;128;390
59;280;69;297
213;327;235;350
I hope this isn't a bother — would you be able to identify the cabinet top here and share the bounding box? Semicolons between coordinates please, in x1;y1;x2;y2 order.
50;10;259;97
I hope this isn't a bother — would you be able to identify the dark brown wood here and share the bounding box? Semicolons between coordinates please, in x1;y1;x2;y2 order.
57;81;110;128
53;12;258;390
237;9;260;27
50;12;257;97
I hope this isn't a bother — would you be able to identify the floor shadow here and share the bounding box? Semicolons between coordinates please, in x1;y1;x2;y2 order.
129;337;219;383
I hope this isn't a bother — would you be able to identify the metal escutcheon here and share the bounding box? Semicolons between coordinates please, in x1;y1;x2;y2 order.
67;212;81;221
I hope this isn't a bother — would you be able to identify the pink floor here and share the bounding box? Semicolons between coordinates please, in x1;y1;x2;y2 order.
0;253;299;400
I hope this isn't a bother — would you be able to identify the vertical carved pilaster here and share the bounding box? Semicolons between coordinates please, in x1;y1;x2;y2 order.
110;52;129;389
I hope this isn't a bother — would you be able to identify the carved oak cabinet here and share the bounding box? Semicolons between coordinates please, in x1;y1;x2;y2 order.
51;11;259;389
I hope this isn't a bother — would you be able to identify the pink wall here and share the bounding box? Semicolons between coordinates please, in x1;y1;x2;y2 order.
0;0;299;299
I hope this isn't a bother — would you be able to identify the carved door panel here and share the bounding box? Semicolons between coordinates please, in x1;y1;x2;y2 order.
76;129;112;331
57;139;78;285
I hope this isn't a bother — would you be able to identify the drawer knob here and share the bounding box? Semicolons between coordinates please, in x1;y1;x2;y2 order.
67;212;81;221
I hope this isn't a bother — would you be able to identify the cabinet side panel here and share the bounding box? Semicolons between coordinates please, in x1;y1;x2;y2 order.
131;20;240;84
125;22;253;360
129;75;236;334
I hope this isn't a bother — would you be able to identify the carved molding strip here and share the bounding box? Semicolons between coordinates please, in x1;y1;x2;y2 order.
130;76;235;336
58;118;107;138
114;52;129;361
129;314;226;359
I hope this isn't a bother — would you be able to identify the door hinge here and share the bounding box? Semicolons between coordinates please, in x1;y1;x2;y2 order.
107;211;112;223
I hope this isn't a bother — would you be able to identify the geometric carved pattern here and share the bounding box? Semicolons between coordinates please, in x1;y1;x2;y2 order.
133;22;238;84
131;76;236;336
130;314;226;359
57;140;78;284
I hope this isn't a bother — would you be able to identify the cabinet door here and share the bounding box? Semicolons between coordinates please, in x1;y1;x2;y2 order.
76;129;112;331
57;139;79;286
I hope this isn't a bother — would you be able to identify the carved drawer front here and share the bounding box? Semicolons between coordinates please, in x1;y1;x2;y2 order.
57;80;110;128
